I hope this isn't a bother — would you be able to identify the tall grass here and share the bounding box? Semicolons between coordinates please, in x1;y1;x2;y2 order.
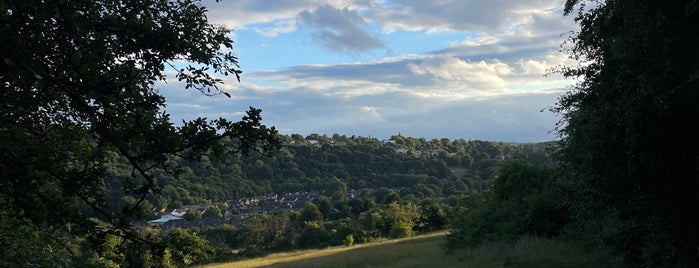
452;236;622;268
200;233;621;268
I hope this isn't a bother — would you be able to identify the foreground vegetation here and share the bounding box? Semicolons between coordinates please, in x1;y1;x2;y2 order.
444;1;699;267
202;233;620;268
203;233;450;268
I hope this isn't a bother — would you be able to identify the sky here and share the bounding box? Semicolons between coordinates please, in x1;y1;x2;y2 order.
159;0;580;142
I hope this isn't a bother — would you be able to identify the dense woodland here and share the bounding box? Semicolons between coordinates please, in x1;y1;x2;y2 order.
107;134;551;211
2;0;697;267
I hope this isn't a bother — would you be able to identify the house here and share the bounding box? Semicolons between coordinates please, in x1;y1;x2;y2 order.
381;139;397;145
307;140;322;147
147;211;185;225
394;148;408;154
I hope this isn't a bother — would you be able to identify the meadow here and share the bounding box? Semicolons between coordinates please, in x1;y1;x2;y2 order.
200;232;620;268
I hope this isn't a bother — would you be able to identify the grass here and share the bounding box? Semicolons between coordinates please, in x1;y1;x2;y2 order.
451;236;622;268
199;233;621;268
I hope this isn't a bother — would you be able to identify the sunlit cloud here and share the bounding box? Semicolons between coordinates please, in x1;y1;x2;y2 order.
253;19;297;37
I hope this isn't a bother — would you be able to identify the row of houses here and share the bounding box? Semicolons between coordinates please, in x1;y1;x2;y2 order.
146;191;325;228
227;191;320;219
287;139;348;147
289;137;445;158
145;214;225;231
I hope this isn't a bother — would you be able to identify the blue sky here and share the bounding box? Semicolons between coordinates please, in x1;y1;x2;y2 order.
160;0;578;142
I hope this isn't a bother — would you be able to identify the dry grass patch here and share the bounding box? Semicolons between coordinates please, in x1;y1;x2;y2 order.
200;232;457;268
200;233;620;268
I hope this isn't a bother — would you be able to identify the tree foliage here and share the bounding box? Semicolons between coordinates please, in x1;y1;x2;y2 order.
163;228;215;266
556;0;699;266
445;163;567;249
1;0;279;266
108;134;549;210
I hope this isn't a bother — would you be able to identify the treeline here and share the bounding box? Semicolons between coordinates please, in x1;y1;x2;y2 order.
81;192;448;266
172;195;446;264
103;134;552;218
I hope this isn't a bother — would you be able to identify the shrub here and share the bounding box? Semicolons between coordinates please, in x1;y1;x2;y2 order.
389;220;413;239
344;234;355;247
445;163;569;249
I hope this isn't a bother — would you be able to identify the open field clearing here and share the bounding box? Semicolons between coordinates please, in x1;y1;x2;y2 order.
201;232;456;268
200;232;619;268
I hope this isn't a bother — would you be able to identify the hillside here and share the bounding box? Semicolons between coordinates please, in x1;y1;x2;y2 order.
105;134;554;216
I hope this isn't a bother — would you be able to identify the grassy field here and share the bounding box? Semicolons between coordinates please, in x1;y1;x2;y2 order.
200;233;620;268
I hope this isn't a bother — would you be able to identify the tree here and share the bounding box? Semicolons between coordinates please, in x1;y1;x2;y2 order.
326;177;348;202
388;220;413;239
445;163;566;249
202;206;222;219
0;212;71;267
290;133;307;144
238;213;293;251
299;203;323;223
557;0;698;266
313;195;335;219
374;187;401;204
0;0;279;265
377;202;419;238
184;209;202;222
164;228;215;266
201;224;239;250
417;198;447;232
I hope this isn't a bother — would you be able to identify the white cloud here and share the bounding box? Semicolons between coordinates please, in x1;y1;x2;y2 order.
201;0;320;29
253;19;297;37
159;66;566;142
365;0;566;33
159;0;580;141
518;59;548;75
407;56;512;89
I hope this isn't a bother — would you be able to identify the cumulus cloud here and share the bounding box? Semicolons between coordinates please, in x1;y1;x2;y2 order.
365;0;566;33
201;0;567;32
159;65;565;142
160;0;578;141
518;59;548;75
407;56;513;90
238;89;555;142
298;5;385;53
200;0;328;29
249;46;571;98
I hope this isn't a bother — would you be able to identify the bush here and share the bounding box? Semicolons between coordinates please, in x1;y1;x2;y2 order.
389;220;413;239
445;163;569;249
164;229;215;265
344;234;354;247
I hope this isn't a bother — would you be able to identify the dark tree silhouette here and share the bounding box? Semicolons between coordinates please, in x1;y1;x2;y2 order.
0;0;279;265
557;0;699;266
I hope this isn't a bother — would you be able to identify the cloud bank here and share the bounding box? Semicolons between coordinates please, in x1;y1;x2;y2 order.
161;0;578;142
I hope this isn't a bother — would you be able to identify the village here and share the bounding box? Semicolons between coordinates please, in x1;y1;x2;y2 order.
142;189;368;230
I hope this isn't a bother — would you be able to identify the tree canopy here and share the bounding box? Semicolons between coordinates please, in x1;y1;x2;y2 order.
556;0;698;266
1;0;278;265
444;1;698;267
